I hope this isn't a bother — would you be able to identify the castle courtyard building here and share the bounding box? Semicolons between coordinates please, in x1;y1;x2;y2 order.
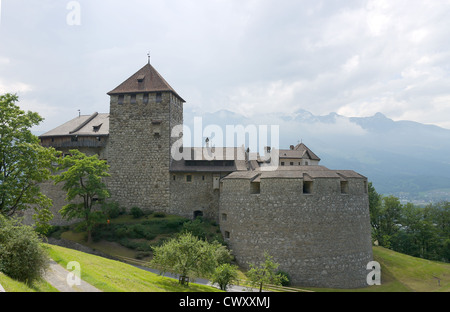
39;61;373;288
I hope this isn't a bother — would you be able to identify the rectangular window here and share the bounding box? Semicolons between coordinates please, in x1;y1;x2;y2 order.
118;95;124;105
202;175;205;181
250;181;260;194
143;93;149;104
186;175;192;182
303;181;313;194
130;94;137;104
281;162;285;166
173;175;176;181
290;162;294;166
224;231;230;239
221;213;227;221
341;181;349;194
156;92;162;103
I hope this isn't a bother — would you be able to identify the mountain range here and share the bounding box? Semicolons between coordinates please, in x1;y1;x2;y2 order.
184;108;450;204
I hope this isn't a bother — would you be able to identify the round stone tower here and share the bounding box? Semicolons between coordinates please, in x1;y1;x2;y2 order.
219;167;374;288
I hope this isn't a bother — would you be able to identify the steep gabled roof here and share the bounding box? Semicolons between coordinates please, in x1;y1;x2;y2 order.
39;113;110;137
107;63;185;102
294;143;321;161
277;143;321;161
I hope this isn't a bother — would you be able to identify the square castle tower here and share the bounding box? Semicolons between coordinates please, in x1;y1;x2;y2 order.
106;62;184;212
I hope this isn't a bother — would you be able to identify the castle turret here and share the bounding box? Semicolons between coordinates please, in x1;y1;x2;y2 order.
107;62;184;212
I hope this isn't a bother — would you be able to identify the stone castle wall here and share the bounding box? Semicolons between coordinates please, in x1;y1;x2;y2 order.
219;175;373;288
169;172;224;221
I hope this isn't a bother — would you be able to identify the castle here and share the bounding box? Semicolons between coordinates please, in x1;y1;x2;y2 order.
39;61;373;288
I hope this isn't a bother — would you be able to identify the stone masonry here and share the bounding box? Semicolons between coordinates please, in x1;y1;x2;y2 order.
38;61;374;289
219;169;373;288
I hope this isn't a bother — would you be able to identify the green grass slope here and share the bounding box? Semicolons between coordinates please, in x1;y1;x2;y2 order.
44;244;220;292
372;246;450;292
2;244;449;292
305;246;450;292
0;272;58;292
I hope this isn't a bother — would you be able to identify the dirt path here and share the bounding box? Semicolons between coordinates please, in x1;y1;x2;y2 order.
44;260;102;292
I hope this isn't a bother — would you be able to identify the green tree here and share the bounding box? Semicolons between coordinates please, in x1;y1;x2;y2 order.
0;215;49;284
368;182;383;243
150;232;231;286
0;93;59;231
246;251;287;292
393;202;423;257
54;149;110;244
428;201;450;239
211;263;239;291
378;195;403;247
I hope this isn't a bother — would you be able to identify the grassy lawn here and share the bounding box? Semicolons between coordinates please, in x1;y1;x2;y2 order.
0;272;58;292
44;244;221;292
373;246;450;292
299;246;450;292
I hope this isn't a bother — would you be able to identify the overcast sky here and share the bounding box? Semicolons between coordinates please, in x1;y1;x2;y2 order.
1;0;450;132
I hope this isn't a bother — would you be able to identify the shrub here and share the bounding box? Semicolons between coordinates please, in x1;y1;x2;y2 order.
136;251;152;260
113;225;129;239
276;270;291;286
118;238;138;249
130;224;156;240
103;201;125;219
130;207;144;219
153;212;166;218
0;216;49;284
46;225;70;239
181;218;207;240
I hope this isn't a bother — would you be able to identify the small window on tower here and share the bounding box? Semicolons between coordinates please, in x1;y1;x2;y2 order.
303;181;313;194
156;92;162;103
137;74;145;82
341;181;349;194
118;95;124;105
